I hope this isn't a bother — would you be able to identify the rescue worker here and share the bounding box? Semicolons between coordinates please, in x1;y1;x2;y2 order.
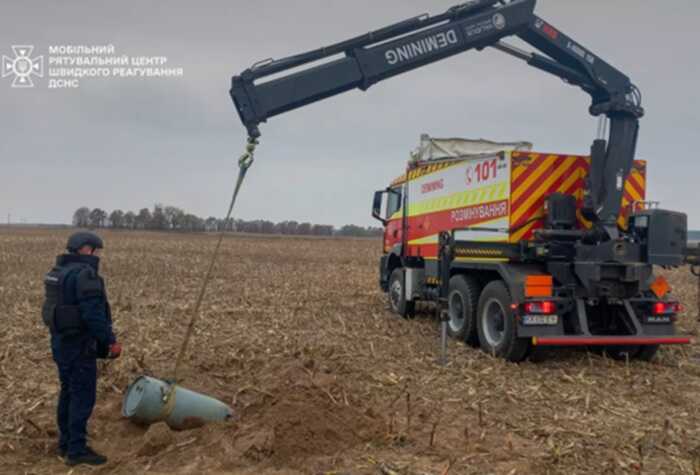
42;231;121;466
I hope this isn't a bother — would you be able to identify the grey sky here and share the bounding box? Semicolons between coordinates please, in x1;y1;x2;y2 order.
1;1;698;227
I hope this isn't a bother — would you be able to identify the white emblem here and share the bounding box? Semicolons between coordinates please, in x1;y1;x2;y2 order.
2;45;44;88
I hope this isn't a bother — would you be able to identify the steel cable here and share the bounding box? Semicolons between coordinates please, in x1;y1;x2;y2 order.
170;136;259;387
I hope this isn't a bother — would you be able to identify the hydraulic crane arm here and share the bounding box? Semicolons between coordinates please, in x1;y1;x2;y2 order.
230;0;644;239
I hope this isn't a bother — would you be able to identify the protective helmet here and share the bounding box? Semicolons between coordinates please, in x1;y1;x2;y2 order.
66;231;104;253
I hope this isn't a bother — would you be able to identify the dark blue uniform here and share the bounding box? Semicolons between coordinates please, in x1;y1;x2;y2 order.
43;253;115;458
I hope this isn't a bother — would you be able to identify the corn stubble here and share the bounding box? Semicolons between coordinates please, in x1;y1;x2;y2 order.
1;227;700;474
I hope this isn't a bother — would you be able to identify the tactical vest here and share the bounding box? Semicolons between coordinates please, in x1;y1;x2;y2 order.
42;263;86;337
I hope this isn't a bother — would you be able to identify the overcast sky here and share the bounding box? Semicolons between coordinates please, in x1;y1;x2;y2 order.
1;1;698;228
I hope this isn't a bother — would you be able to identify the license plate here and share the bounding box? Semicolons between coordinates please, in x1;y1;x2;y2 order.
522;314;558;325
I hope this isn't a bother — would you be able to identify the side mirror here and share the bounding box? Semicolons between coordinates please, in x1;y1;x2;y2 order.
372;190;386;225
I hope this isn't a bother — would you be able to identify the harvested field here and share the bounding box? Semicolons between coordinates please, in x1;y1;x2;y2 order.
1;227;700;474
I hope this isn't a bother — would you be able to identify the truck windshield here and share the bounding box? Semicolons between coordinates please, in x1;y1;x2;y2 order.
387;187;402;219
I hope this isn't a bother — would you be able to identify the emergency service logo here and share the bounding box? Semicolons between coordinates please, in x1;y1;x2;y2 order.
2;45;43;87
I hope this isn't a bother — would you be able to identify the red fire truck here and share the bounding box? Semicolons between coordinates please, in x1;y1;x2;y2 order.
372;136;687;361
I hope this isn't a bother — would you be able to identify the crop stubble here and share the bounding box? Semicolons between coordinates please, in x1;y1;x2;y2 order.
1;228;700;474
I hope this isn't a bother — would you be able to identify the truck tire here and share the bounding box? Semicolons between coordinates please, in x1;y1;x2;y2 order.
447;274;480;346
476;280;530;362
388;268;414;319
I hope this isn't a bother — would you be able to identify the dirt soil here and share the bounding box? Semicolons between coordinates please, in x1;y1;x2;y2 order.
1;228;700;474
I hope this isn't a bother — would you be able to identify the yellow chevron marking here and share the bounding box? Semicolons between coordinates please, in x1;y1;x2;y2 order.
456;235;509;243
454;248;504;256
511;155;558;203
496;184;505;201
481;186;491;202
404;160;467;183
557;166;584;196
578;209;592;229
407;235;439;245
620;197;629;207
511;159;573;224
510;219;536;243
464;190;475;206
619;180;644;228
512;165;527;182
407;183;507;217
626;186;642;203
508;164;582;243
618;196;630;228
630;171;645;192
454;257;510;263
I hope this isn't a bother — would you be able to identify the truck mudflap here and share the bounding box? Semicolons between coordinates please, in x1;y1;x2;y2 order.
532;336;691;346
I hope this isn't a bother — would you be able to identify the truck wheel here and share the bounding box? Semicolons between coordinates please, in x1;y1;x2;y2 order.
447;274;480;346
388;268;414;319
477;280;529;362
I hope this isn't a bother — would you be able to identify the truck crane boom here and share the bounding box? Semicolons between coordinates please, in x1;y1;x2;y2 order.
230;0;644;240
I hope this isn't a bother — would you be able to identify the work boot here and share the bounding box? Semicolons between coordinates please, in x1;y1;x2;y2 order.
65;447;107;466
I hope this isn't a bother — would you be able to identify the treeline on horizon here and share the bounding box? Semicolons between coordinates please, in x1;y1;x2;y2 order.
71;205;383;238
